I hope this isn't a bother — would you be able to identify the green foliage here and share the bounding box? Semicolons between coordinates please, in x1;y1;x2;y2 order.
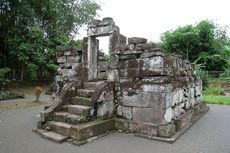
47;64;59;73
0;0;100;80
203;95;230;105
104;54;112;61
69;39;83;48
161;20;229;71
203;87;222;95
0;68;10;80
195;67;209;88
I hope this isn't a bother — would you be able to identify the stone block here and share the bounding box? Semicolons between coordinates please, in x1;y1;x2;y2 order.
88;24;119;37
97;100;114;119
118;44;135;51
130;122;158;136
157;123;176;138
128;37;147;44
119;68;139;78
132;107;164;124
107;69;119;81
119;54;138;61
118;59;139;69
140;50;164;58
67;56;80;63
115;118;130;131
143;56;164;69
164;107;175;123
141;77;173;84
116;105;123;116
175;110;193;131
140;84;173;93
188;87;195;99
195;85;202;97
70;118;115;141
136;43;156;51
122;106;133;120
118;34;127;45
60;69;75;77
57;56;66;63
97;72;106;80
55;75;63;82
139;68;166;77
64;51;71;56
88;19;101;28
98;17;115;26
174;103;185;117
192;103;203;120
98;60;109;71
42;131;68;143
46;121;71;136
123;91;173;109
113;50;142;55
172;89;183;105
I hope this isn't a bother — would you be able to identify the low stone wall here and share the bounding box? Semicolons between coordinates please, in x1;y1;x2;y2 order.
0;92;25;101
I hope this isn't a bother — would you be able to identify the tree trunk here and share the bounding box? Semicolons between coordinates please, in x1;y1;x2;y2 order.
20;64;24;80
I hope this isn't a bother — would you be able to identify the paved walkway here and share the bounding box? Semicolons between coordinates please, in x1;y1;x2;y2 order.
0;104;230;153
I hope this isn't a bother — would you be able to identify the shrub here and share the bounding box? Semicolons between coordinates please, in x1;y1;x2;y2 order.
203;87;222;95
195;67;208;88
34;86;43;102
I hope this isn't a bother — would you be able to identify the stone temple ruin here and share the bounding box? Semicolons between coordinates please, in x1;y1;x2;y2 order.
35;17;209;144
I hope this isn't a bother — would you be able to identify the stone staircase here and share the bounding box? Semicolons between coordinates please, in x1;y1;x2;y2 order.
39;81;115;143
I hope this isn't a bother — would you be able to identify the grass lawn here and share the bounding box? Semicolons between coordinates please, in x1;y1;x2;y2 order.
203;95;230;105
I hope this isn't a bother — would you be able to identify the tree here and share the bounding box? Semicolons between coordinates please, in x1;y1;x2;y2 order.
160;20;229;71
0;0;100;80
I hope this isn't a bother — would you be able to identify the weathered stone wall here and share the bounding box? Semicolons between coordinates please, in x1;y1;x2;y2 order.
107;37;202;125
97;51;109;80
37;17;208;143
52;46;83;99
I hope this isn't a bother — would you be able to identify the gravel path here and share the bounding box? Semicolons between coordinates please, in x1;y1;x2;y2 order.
0;104;230;153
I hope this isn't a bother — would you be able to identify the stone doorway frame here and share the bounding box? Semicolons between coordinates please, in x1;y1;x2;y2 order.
86;17;126;80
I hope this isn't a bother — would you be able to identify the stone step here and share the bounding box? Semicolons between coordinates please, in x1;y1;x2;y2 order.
66;114;88;125
71;96;94;107
54;111;87;125
70;118;115;141
46;121;72;136
41;131;68;143
77;89;95;98
54;112;71;122
63;105;94;117
84;81;104;90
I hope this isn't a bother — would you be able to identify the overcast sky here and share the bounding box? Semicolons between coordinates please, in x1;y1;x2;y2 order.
78;0;230;53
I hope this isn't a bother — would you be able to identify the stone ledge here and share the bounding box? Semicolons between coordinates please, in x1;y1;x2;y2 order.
36;103;209;144
135;104;209;143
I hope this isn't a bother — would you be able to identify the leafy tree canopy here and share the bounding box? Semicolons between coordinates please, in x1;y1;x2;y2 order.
160;20;229;71
0;0;100;80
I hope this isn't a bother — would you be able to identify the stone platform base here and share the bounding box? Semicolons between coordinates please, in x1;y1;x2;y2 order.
114;102;209;143
34;102;209;145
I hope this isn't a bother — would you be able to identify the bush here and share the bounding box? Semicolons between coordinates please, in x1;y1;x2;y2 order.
34;86;43;102
0;68;10;80
203;87;222;95
195;67;208;88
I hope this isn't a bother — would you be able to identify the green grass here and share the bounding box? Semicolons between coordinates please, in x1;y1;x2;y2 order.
203;87;222;95
203;95;230;105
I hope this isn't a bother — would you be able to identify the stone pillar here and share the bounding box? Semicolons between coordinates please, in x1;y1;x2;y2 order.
87;36;98;80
